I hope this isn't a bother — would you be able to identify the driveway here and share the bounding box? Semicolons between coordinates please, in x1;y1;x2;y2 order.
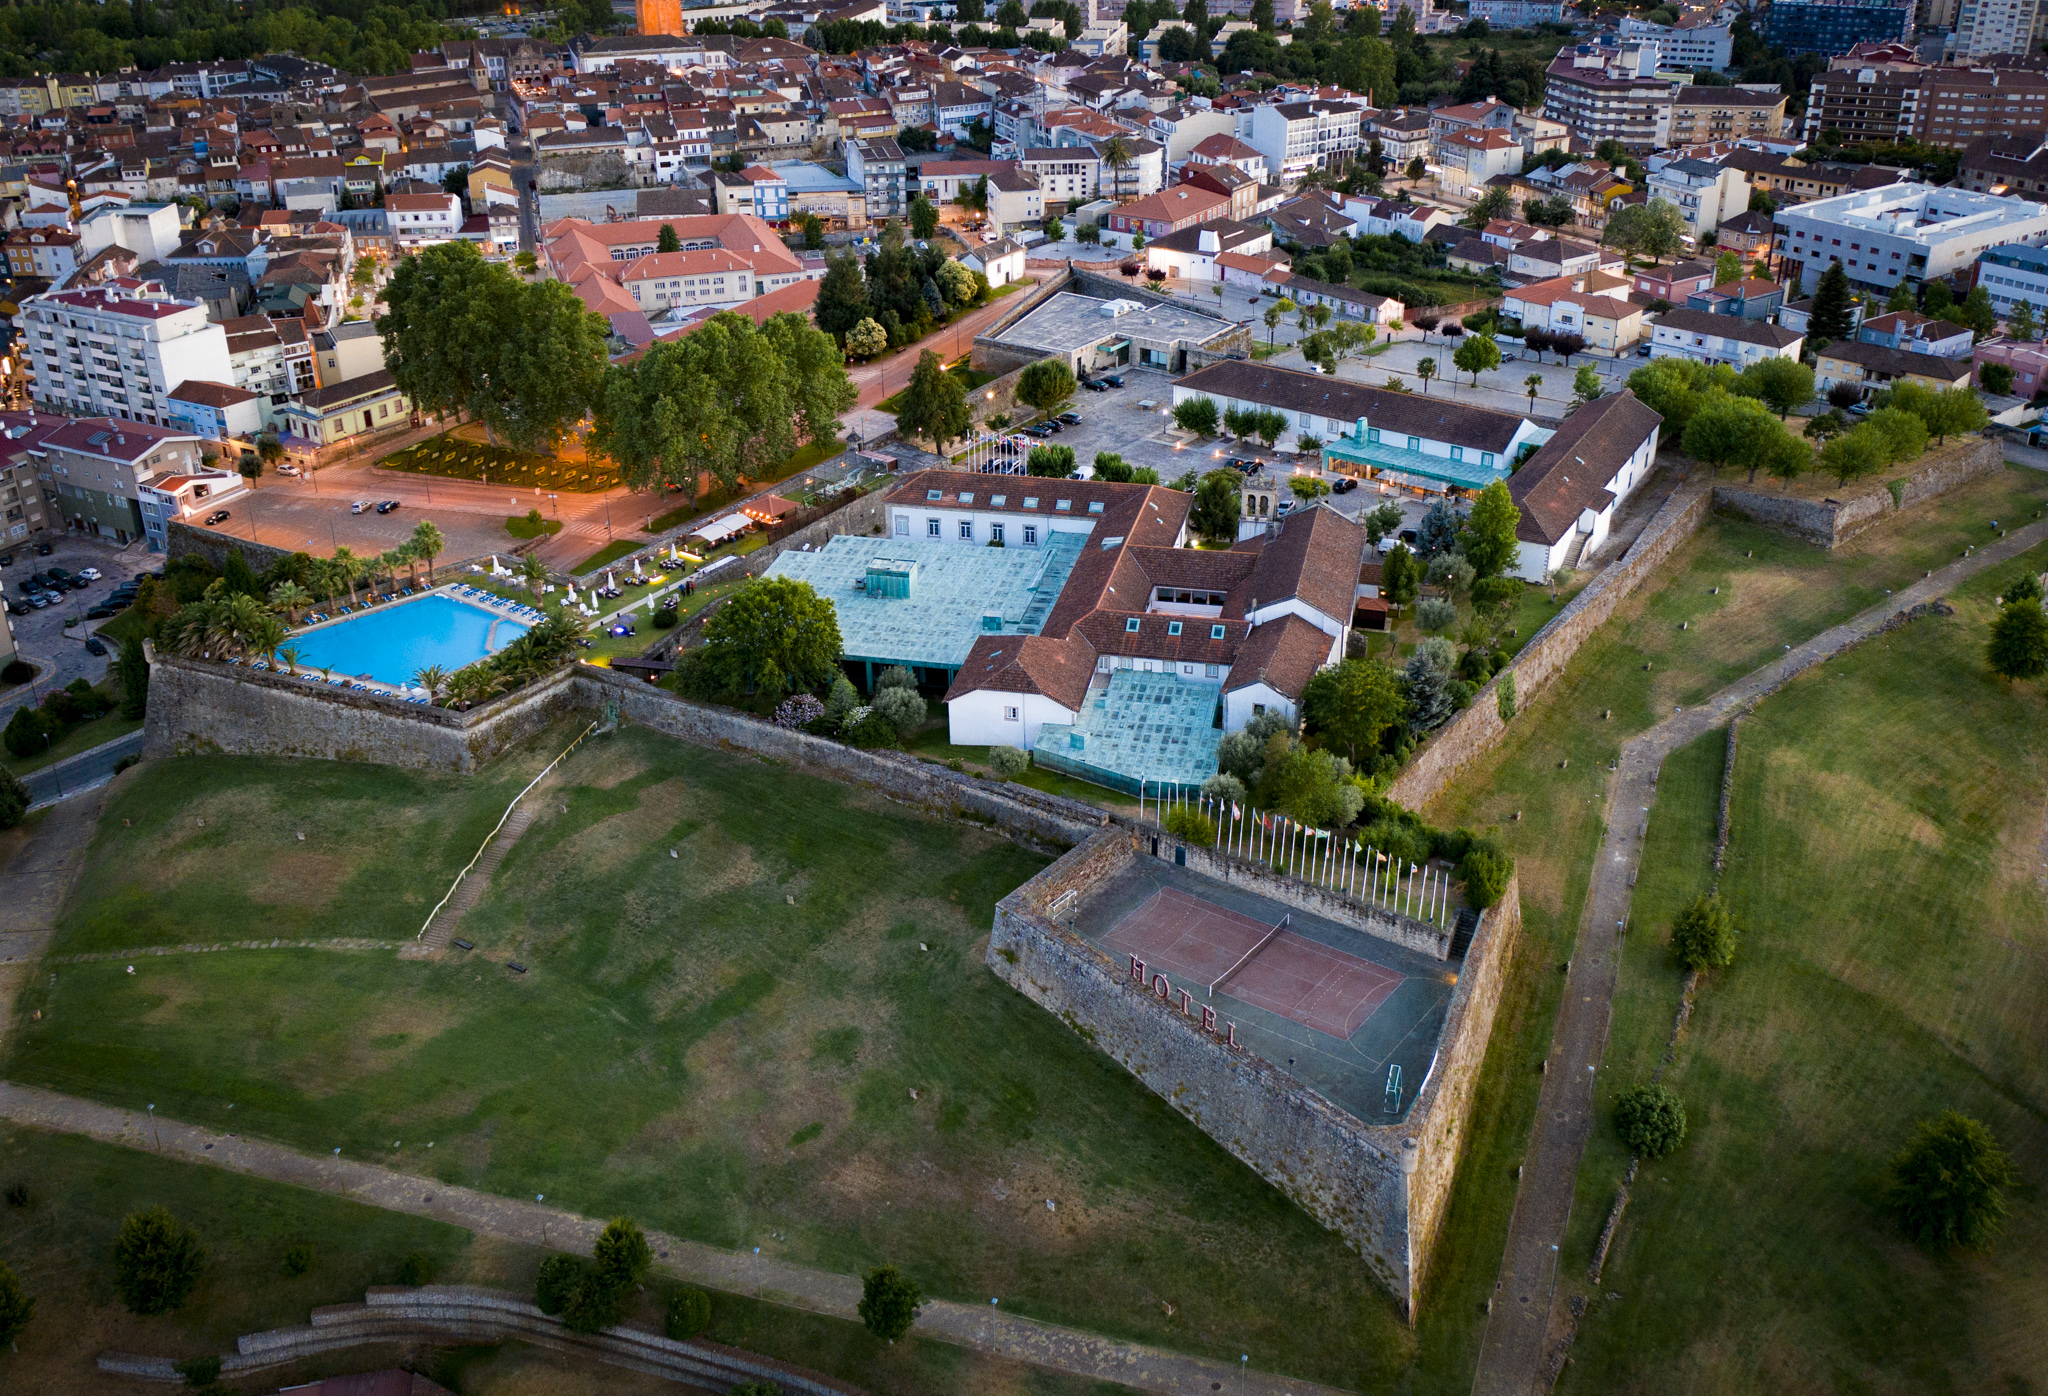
0;533;153;719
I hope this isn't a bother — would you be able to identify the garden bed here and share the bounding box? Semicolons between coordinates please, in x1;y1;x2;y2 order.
378;433;619;493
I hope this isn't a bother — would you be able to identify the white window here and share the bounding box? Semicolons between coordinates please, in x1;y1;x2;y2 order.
1004;705;1019;720
894;513;908;536
959;520;974;540
927;517;941;537
991;522;1004;543
1023;525;1038;545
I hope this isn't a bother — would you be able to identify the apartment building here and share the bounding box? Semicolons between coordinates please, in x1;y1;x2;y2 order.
1648;308;1804;368
1645;158;1749;238
1953;0;2048;59
1774;184;2048;294
1802;64;1921;145
848;137;907;219
1104;184;1230;237
1245;100;1363;181
1763;0;1914;56
26;416;209;545
1541;43;1673;152
1903;65;2048;149
1436;129;1525;198
0;439;54;544
1021;148;1102;205
1668;85;1786;145
1466;0;1565;25
619;249;759;313
19;279;232;430
1972;241;2048;319
387;191;464;243
1957;134;2048;198
1618;13;1734;69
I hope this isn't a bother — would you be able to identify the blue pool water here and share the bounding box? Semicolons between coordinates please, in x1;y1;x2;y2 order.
287;594;528;687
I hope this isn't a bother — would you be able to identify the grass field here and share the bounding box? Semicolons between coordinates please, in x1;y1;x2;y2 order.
11;726;1427;1390
1555;543;2048;1395
1405;462;2048;1383
0;1123;1143;1396
379;434;619;494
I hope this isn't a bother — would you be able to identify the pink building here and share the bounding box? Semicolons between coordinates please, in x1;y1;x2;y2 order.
1970;338;2048;396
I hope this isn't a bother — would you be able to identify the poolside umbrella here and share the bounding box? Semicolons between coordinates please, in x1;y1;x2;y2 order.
564;582;577;605
668;542;677;562
605;570;615;590
633;556;644;577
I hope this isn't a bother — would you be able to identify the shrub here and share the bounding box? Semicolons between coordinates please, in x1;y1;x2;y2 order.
823;673;860;724
173;1356;223;1387
665;1284;713;1339
1458;840;1513;909
1613;1084;1688;1159
842;706;899;747
0;1261;33;1348
1887;1110;2015;1252
774;693;826;729
396;1251;435;1286
1415;597;1457;633
560;1269;628;1333
0;769;27;831
875;665;917;691
1162;805;1217;845
872;684;926;738
4;706;47;759
1497;669;1516;722
651;603;678;629
1172;396;1220;434
1201;772;1247;806
1471;575;1520;613
1669;893;1738;970
112;1207;205;1316
858;1264;923;1342
594;1217;651;1287
282;1241;315;1277
535;1254;583;1315
1;659;30;685
987;744;1029;779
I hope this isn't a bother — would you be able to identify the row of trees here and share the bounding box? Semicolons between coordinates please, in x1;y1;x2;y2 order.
815;225;990;359
383;243;858;512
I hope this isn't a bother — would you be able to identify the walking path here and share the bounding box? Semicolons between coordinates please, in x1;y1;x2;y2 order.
0;1083;1345;1396
0;782;111;1047
46;937;392;965
1469;516;2048;1396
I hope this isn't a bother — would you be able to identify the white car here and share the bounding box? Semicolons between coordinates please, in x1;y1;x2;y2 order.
351;499;372;514
76;567;101;581
277;463;301;477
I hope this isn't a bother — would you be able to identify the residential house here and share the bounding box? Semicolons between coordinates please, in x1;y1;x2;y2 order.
847;137;907;220
1971;337;2048;395
1503;276;1645;351
1646;157;1749;239
1683;277;1784;320
164;379;263;442
1104;183;1230;237
1507;390;1663;580
1633;259;1717;305
1142;219;1276;280
1649;307;1804;367
1856;309;1973;356
1812;339;1973;396
386;191;463;244
961;237;1028;288
1506;236;1604;283
1022;148;1102;206
1436;129;1525;199
986;168;1045;232
277;370;414;448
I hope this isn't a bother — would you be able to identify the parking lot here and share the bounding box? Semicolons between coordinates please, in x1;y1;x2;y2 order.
0;533;155;717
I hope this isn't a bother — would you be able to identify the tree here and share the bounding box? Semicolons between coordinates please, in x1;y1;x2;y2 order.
1733;357;1815;419
1190;469;1241;544
1381;543;1420;608
117;634;150;720
1362;501;1403;546
1613;1084;1687;1159
814;253;869;342
1452;331;1501;387
1467;186;1514;228
1415;497;1464;559
666;1286;713;1340
1980;362;2016;396
1289;474;1331;502
1669;893;1737;970
592;311;854;507
1263;296;1295;344
1885;280;1915;313
1300;658;1406;764
1919;386;1988;443
1711;249;1744;286
113;1208;206;1316
1602;200;1686;264
222;547;263;598
257;433;284;470
696;576;843;697
0;1261;32;1348
657;222;682;253
1406;156;1426;182
859;1265;923;1342
593;1217;652;1288
1959;284;1998;340
1522;195;1572;227
846;317;888;360
0;766;26;831
1462;479;1521;580
894;351;971;451
1026;444;1077;477
1988;593;2048;680
407;519;445;587
1627;356;1736;438
1091;451;1134;482
935;259;977;308
1523;372;1542;412
798;211;826;249
1922;279;1954;315
1806;261;1854;345
909;194;940;240
1571;363;1604;411
1414;356;1436;393
1415;596;1456;632
1865;405;1928;465
1173;396;1220;434
1886;1111;2015;1252
2007;300;2037;341
1817;423;1887;486
1018;358;1077;414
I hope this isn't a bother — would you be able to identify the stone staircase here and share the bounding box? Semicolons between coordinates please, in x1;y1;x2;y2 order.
1449;905;1481;960
100;1285;866;1394
413;806;538;954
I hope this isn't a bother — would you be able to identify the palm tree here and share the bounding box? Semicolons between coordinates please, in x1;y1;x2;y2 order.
276;643;302;676
443;665;500;709
1100;135;1132;200
519;553;549;596
268;580;312;623
1416;357;1437;395
1263;296;1294;346
410;519;445;586
330;546;363;606
413;664;449;697
1525;373;1543;412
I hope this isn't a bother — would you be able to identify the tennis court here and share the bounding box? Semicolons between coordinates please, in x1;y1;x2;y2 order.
1102;887;1405;1040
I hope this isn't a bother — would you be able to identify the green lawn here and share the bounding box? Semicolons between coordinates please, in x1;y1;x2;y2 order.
1411;464;2048;1390
0;708;143;777
13;727;1421;1390
1559;543;2048;1394
902;722;1139;813
378;433;618;493
0;1124;1135;1396
504;513;564;539
571;539;644;575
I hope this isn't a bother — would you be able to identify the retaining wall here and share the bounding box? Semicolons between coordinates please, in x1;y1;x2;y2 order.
142;654;584;772
165;520;299;575
1710;436;2001;548
987;827;1522;1318
1387;477;1714;810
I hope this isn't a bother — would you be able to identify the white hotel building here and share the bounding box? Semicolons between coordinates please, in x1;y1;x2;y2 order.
1244;100;1364;182
18;279;233;429
1773;185;2048;296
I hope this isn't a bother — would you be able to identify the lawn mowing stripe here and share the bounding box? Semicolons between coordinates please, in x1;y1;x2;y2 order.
45;938;396;964
0;1082;1352;1396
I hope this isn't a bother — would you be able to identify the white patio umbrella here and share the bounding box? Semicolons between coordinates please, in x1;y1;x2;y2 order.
632;556;644;577
564;582;577;605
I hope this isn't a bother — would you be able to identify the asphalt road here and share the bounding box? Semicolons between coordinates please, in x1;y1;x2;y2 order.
22;727;142;809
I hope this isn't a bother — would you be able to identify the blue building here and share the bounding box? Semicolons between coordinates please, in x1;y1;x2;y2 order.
1762;0;1912;56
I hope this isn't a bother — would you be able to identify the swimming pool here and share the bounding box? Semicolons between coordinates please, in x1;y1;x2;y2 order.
288;593;528;687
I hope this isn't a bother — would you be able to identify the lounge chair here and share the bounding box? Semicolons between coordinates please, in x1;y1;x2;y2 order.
253;660;269;671
328;678;346;686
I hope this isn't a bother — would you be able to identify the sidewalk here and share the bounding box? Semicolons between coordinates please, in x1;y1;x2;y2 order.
0;1082;1348;1396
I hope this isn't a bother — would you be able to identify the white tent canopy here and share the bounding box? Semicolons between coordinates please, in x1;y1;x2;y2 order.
687;514;751;547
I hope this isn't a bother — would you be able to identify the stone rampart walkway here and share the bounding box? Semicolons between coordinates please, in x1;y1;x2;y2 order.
0;1082;1349;1396
1470;518;2048;1396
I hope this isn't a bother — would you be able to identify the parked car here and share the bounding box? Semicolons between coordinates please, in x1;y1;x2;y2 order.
86;605;116;619
276;463;300;477
0;554;13;567
76;567;100;581
35;542;51;555
5;601;26;616
70;575;90;590
376;499;401;514
204;509;231;525
1082;379;1109;392
1056;411;1081;425
1024;423;1055;437
351;500;372;514
1333;477;1358;494
46;567;69;580
27;593;51;608
1042;419;1064;433
84;637;107;656
1102;375;1124;388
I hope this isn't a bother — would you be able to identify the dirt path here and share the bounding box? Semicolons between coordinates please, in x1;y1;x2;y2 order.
1469;518;2048;1396
0;783;113;1048
0;1081;1350;1396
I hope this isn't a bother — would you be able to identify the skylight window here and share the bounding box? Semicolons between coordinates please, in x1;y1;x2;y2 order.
991;494;1006;505
1125;617;1141;632
959;492;974;504
1088;501;1104;513
1023;496;1038;507
1168;621;1182;636
1211;624;1226;639
926;489;942;500
1056;499;1072;511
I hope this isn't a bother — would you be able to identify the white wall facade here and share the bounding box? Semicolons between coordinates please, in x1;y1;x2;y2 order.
948;688;1077;749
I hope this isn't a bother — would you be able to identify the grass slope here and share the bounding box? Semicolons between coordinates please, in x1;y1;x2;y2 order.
12;727;1418;1389
1559;544;2048;1395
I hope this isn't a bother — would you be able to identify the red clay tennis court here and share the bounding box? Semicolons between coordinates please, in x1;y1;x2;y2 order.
1101;887;1404;1040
